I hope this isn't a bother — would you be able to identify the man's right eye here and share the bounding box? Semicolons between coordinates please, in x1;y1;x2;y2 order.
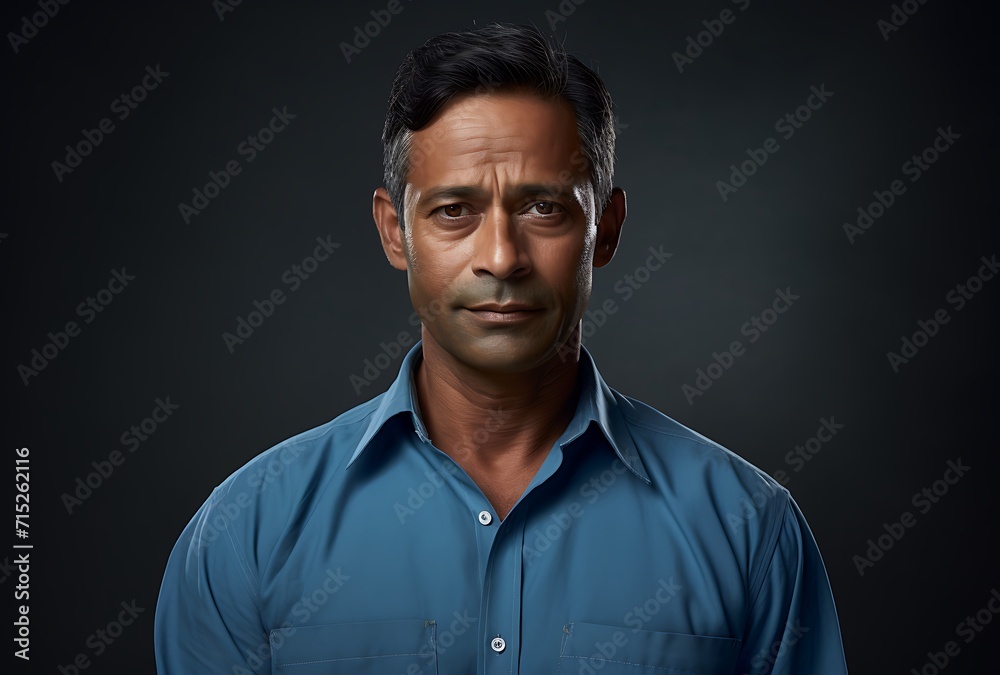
436;204;472;218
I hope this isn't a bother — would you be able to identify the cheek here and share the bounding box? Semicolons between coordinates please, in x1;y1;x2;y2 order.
547;238;592;288
405;248;463;316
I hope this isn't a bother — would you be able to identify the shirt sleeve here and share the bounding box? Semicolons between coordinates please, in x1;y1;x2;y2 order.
734;489;849;674
154;485;271;674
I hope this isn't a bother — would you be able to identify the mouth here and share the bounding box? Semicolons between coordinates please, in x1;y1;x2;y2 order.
463;304;544;323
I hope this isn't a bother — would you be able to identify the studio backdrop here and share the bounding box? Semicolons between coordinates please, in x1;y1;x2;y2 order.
3;0;997;672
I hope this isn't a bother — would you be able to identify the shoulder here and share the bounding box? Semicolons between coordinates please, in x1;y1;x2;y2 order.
212;393;382;506
193;392;387;562
181;393;390;580
606;387;805;602
612;388;792;533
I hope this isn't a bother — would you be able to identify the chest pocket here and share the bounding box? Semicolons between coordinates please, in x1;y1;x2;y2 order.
558;622;741;674
271;619;437;674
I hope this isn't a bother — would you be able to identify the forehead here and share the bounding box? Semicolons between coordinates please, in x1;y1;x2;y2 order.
407;92;584;188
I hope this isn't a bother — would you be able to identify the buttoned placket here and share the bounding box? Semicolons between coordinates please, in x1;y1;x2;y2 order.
413;417;569;675
402;352;611;674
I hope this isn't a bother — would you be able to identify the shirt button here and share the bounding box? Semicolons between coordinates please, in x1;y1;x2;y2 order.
490;635;506;653
478;510;493;525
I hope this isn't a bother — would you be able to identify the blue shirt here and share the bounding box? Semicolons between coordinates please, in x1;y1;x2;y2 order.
154;340;848;674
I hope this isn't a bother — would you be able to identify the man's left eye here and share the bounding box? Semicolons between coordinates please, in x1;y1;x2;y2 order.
527;202;562;215
440;204;470;218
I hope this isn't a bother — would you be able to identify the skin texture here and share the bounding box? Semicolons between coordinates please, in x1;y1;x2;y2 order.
373;91;627;520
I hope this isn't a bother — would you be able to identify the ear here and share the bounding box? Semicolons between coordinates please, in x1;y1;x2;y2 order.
593;187;626;268
373;187;408;271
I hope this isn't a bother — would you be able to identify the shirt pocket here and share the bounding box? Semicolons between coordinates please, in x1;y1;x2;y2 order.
558;621;741;674
271;618;437;674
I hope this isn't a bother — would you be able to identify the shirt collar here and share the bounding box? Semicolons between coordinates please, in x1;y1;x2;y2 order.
347;340;651;484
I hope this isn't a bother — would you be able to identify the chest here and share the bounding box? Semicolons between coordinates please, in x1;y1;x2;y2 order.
260;452;749;675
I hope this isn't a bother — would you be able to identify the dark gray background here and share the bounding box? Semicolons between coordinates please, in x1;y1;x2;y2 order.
3;0;997;672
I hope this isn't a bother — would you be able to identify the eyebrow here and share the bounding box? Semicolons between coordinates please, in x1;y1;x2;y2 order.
416;183;578;209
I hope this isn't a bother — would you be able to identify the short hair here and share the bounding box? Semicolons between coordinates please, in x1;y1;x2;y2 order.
381;22;618;229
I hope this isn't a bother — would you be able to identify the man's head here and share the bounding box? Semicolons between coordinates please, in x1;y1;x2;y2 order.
380;23;618;231
373;23;626;374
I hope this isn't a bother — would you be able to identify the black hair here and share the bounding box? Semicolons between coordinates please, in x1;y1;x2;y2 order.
381;22;617;229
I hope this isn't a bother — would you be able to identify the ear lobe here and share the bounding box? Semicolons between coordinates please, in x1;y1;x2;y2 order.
593;187;626;268
373;187;408;271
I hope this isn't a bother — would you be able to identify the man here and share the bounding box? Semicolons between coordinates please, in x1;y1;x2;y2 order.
154;23;849;674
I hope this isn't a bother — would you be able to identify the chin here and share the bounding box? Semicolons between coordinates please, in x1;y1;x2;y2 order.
444;334;558;373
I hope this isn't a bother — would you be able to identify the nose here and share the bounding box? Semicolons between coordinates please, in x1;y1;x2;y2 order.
470;206;531;280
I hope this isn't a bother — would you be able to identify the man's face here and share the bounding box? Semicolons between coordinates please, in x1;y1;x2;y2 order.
375;91;622;374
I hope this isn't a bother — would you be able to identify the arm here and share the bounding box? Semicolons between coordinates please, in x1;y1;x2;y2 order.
735;491;849;674
154;486;271;674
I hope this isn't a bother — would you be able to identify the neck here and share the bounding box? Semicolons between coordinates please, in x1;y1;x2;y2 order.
413;332;582;472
